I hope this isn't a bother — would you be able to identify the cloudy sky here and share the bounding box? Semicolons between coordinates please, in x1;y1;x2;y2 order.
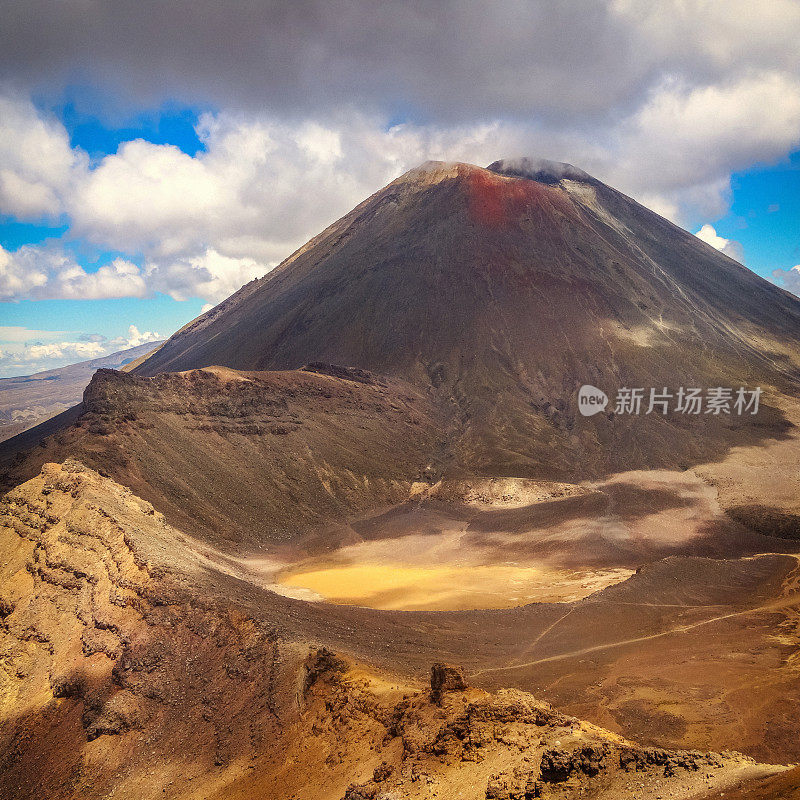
1;0;799;376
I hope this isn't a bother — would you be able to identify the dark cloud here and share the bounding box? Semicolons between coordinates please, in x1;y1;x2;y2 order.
3;0;796;123
0;0;798;299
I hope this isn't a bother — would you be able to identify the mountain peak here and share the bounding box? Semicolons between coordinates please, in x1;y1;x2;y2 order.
392;159;476;188
133;155;800;479
487;157;592;184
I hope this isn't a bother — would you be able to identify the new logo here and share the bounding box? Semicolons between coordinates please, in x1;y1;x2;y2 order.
578;384;608;416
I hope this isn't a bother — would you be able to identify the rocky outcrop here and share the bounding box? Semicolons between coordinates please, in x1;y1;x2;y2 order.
539;744;613;781
342;763;395;799
303;363;387;387
430;662;467;702
0;461;288;799
292;657;770;800
301;647;349;698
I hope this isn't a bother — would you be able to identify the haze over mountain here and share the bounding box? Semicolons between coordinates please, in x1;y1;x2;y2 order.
2;159;800;800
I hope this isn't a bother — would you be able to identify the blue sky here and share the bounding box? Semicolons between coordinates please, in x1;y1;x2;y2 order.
716;152;800;276
58;99;208;160
1;2;799;377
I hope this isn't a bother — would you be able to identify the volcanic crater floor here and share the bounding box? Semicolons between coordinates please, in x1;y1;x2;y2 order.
3;458;800;800
198;469;794;612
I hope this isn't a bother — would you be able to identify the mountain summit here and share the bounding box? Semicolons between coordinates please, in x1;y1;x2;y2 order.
487;157;593;183
134;159;800;475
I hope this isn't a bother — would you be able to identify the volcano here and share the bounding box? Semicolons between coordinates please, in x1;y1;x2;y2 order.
3;160;800;800
134;159;800;476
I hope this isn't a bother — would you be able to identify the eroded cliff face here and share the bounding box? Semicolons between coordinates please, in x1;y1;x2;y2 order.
0;460;295;799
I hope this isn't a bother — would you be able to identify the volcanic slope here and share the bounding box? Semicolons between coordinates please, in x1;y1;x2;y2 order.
1;364;442;550
134;159;800;477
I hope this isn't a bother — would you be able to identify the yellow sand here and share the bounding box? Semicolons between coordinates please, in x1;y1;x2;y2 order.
279;563;631;611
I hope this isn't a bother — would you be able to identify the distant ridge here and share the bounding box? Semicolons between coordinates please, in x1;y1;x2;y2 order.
0;340;163;442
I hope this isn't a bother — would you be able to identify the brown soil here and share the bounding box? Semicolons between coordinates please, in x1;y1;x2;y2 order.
3;460;800;800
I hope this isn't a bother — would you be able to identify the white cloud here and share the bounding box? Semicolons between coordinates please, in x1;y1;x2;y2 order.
144;249;267;303
0;325;69;342
772;265;800;297
70;138;234;257
0;338;101;376
695;224;730;251
0;93;85;219
24;340;107;361
0;243;147;300
110;324;160;349
69;259;148;300
0;66;799;306
603;72;800;219
694;223;744;261
611;0;800;77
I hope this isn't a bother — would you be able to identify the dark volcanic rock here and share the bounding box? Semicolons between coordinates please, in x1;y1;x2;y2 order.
540;744;612;782
302;647;349;696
